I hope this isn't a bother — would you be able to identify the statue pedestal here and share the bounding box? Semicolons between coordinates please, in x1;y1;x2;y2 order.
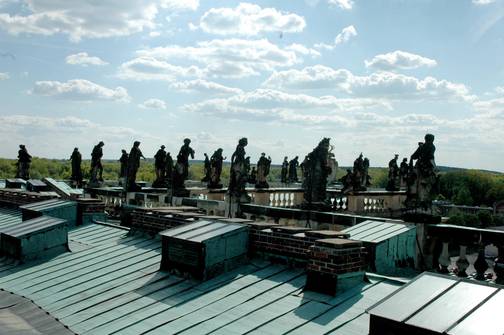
173;188;190;198
301;201;332;211
253;190;270;206
225;195;251;218
207;189;226;201
152;178;169;188
87;180;103;188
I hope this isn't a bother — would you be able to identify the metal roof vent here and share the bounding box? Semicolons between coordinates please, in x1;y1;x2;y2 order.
0;216;68;261
20;199;77;226
160;220;249;280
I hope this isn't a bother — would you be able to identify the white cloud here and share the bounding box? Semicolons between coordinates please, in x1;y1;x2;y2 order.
183;89;391;123
162;0;199;11
0;114;156;159
65;52;108;66
0;0;199;42
195;3;306;36
118;57;204;81
263;65;473;101
335;25;357;44
328;0;354;10
133;38;312;78
170;79;243;95
31;79;130;102
472;0;496;5
0;72;9;80
181;89;470;135
495;86;504;94
314;25;357;50
365;50;437;71
139;98;167;110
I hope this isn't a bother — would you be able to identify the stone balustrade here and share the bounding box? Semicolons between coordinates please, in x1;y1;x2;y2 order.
428;224;504;283
434;203;494;216
87;186;407;220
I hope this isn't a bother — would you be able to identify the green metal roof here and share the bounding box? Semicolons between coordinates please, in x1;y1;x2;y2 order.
0;207;22;231
0;289;74;335
368;272;504;335
342;220;414;243
0;212;404;335
19;198;75;212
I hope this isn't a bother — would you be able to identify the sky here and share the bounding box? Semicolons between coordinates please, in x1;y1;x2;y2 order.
0;0;503;171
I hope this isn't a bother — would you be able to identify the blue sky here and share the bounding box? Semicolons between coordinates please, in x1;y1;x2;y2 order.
0;0;503;171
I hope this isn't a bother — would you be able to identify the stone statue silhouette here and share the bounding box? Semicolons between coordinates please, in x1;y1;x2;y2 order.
126;141;145;192
153;145;167;188
208;148;225;189
16;144;32;180
228;138;251;202
281;156;288;183
302;138;332;209
172;138;195;195
90;141;104;185
255;153;272;189
70;147;82;187
386;154;400;191
406;134;439;210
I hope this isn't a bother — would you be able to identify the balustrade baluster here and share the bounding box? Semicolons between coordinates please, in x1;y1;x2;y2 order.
456;245;469;277
438;241;451;273
473;248;488;280
494;245;504;284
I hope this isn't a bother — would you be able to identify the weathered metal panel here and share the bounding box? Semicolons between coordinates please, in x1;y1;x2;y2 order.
161;221;248;280
406;282;497;332
0;216;68;261
344;220;416;275
20;199;77;225
449;290;504;335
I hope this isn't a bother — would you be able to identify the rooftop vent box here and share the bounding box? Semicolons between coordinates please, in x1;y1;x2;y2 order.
20;199;77;226
26;179;50;193
0;216;68;261
160;220;248;280
5;179;26;189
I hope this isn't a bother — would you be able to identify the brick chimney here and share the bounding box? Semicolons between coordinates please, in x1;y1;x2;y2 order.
305;238;367;296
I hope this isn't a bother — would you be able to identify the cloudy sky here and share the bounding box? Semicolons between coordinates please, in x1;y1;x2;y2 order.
0;0;503;170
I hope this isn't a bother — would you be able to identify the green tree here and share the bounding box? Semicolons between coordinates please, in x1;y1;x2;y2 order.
453;187;473;206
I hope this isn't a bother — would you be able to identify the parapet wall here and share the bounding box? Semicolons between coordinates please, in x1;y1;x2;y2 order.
0;189;58;206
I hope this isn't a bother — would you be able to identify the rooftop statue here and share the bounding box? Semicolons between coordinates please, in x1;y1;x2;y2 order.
339;168;353;193
288;156;299;183
228;138;251;202
255;153;272;189
153;145;167;188
346;153;371;192
172;138;195;196
165;152;173;183
386;154;400;191
281;156;288;184
69;147;82;188
118;149;128;186
208;148;226;189
89;141;104;186
327;145;339;185
399;157;409;189
406;134;439;210
201;153;211;183
126;141;145;192
302;138;332;209
16;144;32;180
